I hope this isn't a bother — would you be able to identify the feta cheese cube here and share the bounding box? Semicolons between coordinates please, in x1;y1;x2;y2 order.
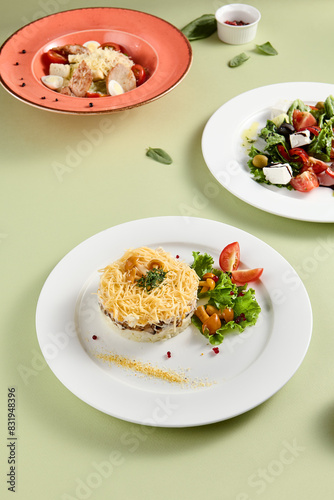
263;163;293;185
289;130;311;148
270;100;292;120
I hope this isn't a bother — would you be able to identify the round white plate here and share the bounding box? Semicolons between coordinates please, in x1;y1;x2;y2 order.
35;216;312;427
202;82;334;222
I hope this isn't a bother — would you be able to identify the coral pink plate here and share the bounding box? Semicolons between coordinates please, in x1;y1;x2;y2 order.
0;7;192;114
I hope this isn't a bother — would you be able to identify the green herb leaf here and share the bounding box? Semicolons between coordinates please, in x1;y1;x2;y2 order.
256;41;278;55
136;268;167;293
181;14;217;41
146;147;172;165
228;53;250;68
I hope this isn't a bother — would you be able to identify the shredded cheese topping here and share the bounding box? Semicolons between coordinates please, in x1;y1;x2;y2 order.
97;247;199;327
68;48;133;81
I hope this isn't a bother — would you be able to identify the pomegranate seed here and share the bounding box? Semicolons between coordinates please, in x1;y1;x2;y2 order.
92;335;97;340
238;292;244;297
235;313;246;324
166;351;171;358
212;347;219;354
212;275;219;282
230;291;235;295
176;255;179;259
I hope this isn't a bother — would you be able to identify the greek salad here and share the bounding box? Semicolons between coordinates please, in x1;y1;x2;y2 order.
247;95;334;192
191;242;262;346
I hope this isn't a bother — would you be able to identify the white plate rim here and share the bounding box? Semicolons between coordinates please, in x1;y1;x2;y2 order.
202;82;334;222
35;216;313;427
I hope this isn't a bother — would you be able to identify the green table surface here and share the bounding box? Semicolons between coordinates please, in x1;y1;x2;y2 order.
1;0;334;499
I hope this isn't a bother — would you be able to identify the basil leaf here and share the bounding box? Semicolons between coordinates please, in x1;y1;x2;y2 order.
256;41;278;55
146;147;172;165
181;14;217;41
228;53;250;68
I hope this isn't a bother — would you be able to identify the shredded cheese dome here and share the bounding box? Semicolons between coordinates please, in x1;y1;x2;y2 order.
97;247;199;334
68;47;133;81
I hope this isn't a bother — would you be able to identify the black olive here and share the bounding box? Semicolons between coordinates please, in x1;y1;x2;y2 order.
277;122;295;137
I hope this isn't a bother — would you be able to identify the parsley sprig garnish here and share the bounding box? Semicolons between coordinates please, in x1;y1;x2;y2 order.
136;268;167;293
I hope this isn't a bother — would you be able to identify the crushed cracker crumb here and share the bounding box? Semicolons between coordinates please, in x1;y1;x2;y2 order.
95;351;214;388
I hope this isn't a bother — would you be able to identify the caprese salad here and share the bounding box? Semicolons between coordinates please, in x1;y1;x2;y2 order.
191;242;262;346
247;96;334;192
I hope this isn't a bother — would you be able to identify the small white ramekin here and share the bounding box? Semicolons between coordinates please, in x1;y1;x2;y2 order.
215;4;261;44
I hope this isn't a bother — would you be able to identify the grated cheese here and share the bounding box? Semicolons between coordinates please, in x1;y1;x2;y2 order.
97;247;199;328
68;47;133;81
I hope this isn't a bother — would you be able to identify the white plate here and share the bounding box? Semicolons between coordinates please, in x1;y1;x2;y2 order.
35;217;312;427
202;82;334;222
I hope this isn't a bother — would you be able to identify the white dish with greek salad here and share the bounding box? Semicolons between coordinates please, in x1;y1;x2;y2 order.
202;82;334;222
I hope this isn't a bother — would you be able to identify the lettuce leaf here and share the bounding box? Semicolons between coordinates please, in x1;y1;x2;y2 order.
287;99;311;123
190;255;261;346
324;95;334;119
259;120;287;149
307;116;334;161
191;251;214;279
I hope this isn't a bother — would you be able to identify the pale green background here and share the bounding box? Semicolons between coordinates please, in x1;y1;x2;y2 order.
1;0;334;499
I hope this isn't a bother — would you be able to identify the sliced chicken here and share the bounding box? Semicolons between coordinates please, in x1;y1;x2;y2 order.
68;61;93;97
59;86;75;96
106;63;136;94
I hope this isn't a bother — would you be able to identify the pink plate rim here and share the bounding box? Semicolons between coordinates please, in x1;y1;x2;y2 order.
0;7;192;115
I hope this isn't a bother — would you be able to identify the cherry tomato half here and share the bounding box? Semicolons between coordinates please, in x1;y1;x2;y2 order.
132;64;146;86
219;242;240;273
306;157;328;174
292;110;317;131
231;268;263;285
290;170;319;192
45;49;67;64
85;92;103;98
99;42;127;53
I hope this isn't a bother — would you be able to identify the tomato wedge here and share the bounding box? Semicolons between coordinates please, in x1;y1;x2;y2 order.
290;170;319;192
292;110;317;131
306;157;328;174
231;268;263;285
132;64;146;86
45;49;67;64
219;242;240;272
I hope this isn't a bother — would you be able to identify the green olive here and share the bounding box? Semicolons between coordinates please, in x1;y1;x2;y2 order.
315;101;325;109
252;154;268;168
